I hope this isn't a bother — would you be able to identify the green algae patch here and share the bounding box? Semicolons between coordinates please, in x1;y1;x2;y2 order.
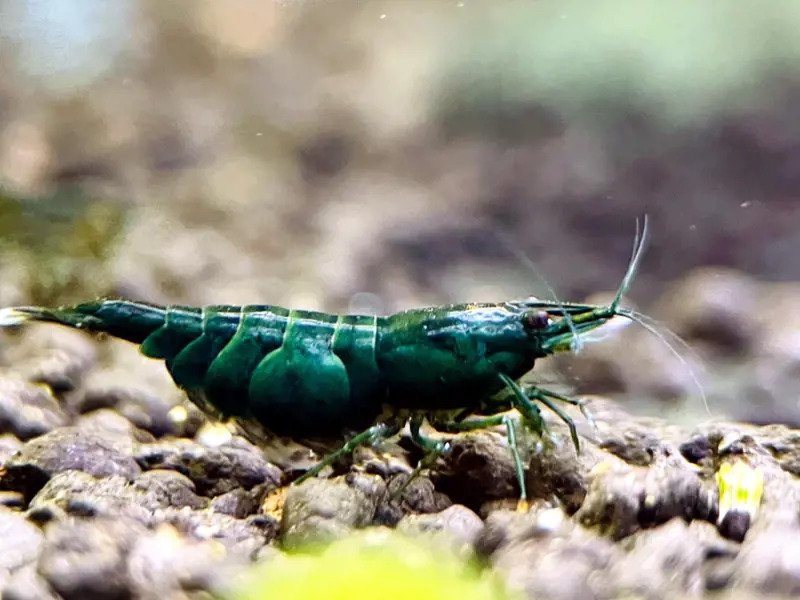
228;528;515;600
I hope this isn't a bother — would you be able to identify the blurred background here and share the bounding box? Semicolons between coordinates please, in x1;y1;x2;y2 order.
1;0;800;427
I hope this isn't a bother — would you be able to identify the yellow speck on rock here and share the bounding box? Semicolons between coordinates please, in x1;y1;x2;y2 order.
716;460;764;524
262;486;288;519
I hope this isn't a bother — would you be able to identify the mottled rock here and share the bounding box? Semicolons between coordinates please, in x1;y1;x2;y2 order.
488;506;622;600
0;378;67;440
75;408;139;438
526;427;606;513
210;487;264;518
164;509;277;558
397;504;483;547
78;370;182;437
433;431;521;509
0;507;44;571
281;474;384;549
680;434;715;465
38;517;145;600
475;505;571;558
576;446;714;539
134;469;207;508
1;428;140;501
24;349;88;394
2;563;59;600
612;518;706;597
29;470;206;525
126;523;242;597
595;417;668;466
134;438;281;497
352;441;413;478
376;473;452;525
0;433;23;466
731;523;800;595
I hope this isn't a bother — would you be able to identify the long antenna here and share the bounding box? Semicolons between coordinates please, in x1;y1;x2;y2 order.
619;308;709;414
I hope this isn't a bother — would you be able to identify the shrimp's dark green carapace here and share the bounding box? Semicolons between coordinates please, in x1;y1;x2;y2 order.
0;220;650;502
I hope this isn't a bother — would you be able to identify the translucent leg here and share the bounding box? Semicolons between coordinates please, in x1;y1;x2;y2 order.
388;414;451;499
524;384;595;425
524;384;596;451
293;421;400;485
499;373;591;453
499;373;547;438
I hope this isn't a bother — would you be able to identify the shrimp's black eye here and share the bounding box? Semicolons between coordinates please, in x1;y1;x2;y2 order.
525;310;550;330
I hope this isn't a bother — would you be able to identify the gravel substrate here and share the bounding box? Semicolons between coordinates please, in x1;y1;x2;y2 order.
1;323;799;600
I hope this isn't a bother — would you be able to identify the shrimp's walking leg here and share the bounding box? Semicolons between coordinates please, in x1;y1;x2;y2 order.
522;384;595;450
293;421;401;485
389;414;451;499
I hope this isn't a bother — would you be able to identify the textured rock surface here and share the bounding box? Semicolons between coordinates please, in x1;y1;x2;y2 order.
2;278;800;598
2;5;800;596
0;368;798;599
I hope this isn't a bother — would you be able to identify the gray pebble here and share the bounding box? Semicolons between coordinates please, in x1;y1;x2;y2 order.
25;349;88;393
0;507;43;571
210;487;262;518
490;509;622;600
126;524;242;597
376;474;452;525
731;523;800;594
0;433;23;466
612;517;706;597
654;267;759;353
575;446;714;539
1;428;141;501
75;409;140;438
433;432;520;509
281;475;384;549
135;438;281;497
79;371;181;438
164;509;277;558
0;378;67;440
30;469;206;526
38;517;144;600
397;504;483;547
2;563;59;600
